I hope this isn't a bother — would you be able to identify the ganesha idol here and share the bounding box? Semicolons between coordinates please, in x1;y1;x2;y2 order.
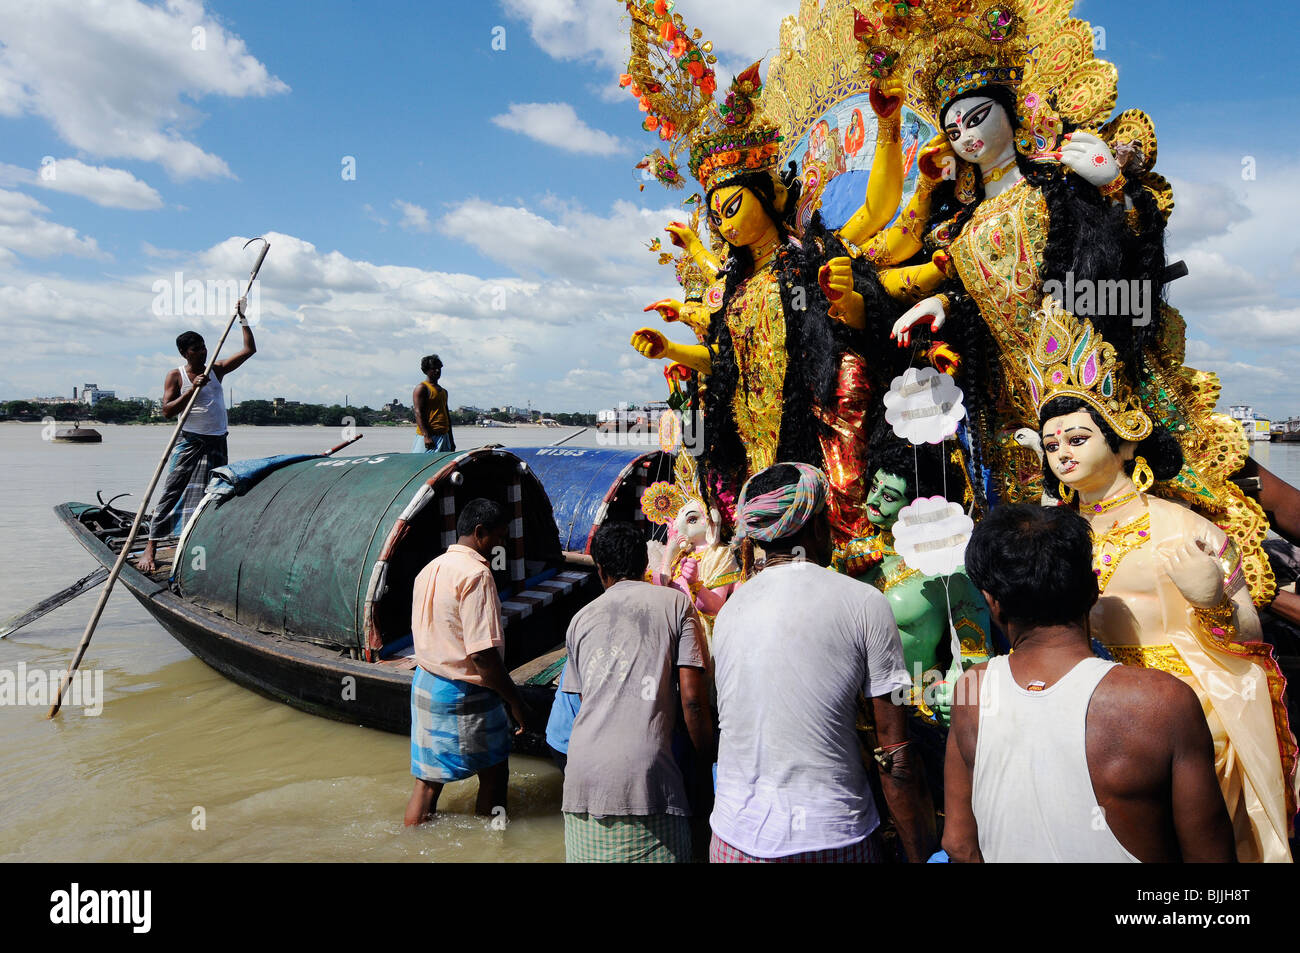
641;476;740;645
1031;307;1299;863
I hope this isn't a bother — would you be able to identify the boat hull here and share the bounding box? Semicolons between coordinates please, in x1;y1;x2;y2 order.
54;503;558;754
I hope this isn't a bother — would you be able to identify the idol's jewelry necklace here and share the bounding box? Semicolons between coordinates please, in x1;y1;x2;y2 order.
1088;488;1139;515
751;235;781;267
982;155;1018;184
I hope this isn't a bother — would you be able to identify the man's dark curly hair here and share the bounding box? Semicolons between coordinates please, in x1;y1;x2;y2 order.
176;331;204;354
966;502;1099;629
591;521;649;582
456;498;508;538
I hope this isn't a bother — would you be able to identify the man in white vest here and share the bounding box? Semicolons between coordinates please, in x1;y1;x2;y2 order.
137;299;256;573
944;504;1235;862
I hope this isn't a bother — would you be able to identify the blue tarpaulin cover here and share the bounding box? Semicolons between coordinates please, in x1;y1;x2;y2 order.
206;454;320;499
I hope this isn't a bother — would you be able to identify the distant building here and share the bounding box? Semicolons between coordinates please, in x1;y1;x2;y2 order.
1229;404;1272;443
81;383;115;405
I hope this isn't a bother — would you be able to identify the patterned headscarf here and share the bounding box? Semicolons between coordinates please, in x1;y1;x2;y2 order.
732;462;829;544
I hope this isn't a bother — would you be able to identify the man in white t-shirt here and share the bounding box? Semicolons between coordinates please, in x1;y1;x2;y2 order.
709;462;933;862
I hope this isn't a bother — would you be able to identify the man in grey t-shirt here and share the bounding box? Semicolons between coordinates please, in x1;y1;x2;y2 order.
561;522;713;863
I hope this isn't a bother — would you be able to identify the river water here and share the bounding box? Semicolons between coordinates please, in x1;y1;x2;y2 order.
0;423;621;863
2;423;1297;862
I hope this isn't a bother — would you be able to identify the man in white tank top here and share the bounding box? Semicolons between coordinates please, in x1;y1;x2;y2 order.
138;303;257;573
944;504;1235;863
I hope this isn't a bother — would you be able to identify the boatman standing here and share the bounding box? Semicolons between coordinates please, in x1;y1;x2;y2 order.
137;299;256;573
412;354;455;453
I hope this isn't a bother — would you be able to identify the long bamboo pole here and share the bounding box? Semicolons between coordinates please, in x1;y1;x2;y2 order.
48;238;271;718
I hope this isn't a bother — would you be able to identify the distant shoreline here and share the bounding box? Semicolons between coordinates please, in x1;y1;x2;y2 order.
0;419;583;429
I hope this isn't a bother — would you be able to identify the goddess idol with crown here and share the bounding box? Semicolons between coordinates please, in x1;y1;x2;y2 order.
620;0;955;541
853;0;1279;609
1028;303;1298;862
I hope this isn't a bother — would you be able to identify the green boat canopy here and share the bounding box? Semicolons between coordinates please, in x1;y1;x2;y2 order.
175;449;560;657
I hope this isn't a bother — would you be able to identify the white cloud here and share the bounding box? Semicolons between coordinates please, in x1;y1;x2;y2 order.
0;189;102;259
1167;248;1271;312
0;0;288;180
393;200;432;233
437;196;681;284
498;0;630;73
1164;178;1250;249
491;102;626;156
0;204;693;411
498;0;791;76
0;158;163;210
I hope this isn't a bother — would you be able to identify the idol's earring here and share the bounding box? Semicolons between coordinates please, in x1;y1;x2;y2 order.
955;163;978;204
1058;484;1076;505
1133;455;1155;493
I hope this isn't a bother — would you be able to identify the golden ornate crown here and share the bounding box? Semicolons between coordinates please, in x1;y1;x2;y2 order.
1026;300;1152;442
854;0;1117;153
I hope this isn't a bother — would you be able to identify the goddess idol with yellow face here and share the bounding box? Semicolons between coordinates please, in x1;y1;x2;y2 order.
627;61;911;539
1031;309;1298;863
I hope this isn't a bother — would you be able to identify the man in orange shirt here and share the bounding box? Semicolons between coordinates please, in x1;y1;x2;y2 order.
404;498;536;825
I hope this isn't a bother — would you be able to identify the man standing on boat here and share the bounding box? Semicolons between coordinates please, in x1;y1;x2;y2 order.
405;498;536;825
137;300;256;573
412;354;455;453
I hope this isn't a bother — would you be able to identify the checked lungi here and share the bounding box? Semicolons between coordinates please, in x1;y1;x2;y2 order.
410;667;510;782
149;430;228;541
564;812;692;863
709;831;884;863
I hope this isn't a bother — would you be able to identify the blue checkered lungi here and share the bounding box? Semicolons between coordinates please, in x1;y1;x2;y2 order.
410;666;510;782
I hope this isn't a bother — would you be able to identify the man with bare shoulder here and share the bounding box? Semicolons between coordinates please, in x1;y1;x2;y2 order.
137;300;256;573
411;354;455;453
943;503;1235;863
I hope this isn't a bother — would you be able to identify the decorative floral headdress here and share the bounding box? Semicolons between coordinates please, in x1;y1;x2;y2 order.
620;1;781;193
1026;299;1152;442
686;62;783;193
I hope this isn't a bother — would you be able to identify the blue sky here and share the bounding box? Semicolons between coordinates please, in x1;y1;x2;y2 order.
0;0;1297;417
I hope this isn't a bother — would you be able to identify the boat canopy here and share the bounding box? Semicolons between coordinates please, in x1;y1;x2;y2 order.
174;449;560;656
505;446;672;554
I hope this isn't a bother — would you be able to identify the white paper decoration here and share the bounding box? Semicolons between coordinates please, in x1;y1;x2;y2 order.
883;367;966;444
892;495;974;577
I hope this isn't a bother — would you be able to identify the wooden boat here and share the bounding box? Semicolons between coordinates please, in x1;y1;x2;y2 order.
55;448;600;755
53;425;102;443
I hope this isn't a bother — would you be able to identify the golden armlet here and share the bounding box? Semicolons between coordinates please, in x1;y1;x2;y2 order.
1193;596;1237;641
1099;173;1127;200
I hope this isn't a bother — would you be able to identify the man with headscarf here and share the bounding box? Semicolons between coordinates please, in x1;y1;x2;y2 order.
708;462;933;862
